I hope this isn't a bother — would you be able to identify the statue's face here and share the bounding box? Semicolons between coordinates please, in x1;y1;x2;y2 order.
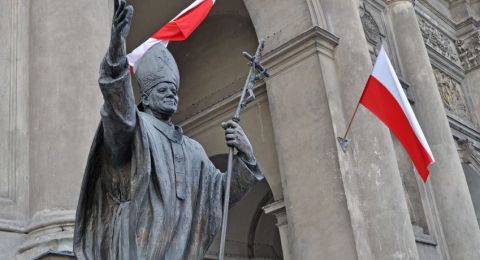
145;81;179;116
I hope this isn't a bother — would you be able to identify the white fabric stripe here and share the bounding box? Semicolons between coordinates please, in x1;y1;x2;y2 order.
127;0;215;68
371;47;434;161
172;0;209;20
127;38;168;67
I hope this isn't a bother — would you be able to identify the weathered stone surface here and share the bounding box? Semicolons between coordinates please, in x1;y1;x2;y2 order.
3;0;480;259
387;1;480;259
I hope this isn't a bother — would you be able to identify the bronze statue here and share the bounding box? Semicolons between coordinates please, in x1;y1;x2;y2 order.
73;0;263;259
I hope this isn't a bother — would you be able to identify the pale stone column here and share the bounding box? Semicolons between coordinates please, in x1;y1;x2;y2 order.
17;0;111;258
260;27;358;259
386;1;480;259
317;0;419;259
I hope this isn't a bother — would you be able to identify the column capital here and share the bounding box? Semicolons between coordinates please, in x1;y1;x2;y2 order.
262;200;288;227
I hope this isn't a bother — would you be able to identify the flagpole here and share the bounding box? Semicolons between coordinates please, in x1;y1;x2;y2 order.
337;43;384;152
342;101;361;140
337;99;362;152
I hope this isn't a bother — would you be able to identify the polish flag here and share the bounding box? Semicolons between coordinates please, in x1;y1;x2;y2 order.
359;47;435;182
127;0;215;70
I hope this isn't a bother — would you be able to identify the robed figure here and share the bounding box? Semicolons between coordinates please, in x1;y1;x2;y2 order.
73;1;263;259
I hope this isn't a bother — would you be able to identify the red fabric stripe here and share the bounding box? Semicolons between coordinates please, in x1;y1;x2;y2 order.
151;0;213;41
360;76;433;182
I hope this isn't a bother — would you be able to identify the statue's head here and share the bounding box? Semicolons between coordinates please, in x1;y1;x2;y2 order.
134;43;180;118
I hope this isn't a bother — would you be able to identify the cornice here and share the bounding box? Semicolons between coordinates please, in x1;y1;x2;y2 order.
179;84;267;137
417;0;480;33
261;26;339;77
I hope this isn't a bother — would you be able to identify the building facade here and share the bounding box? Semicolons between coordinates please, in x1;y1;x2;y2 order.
1;0;480;259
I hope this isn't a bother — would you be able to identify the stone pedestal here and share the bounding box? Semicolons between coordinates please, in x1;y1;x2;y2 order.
386;1;480;259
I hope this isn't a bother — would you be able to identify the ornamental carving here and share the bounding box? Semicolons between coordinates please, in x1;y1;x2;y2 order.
433;68;470;120
418;18;460;64
456;32;480;71
457;139;476;164
361;9;381;44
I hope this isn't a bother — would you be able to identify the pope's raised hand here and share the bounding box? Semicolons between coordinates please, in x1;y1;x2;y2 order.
221;120;256;164
108;0;134;64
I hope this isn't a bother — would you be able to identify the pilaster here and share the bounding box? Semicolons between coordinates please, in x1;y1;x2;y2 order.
19;0;111;258
263;200;291;260
318;0;419;259
261;25;359;259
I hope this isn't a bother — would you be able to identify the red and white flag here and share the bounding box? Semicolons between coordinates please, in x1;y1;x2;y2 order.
127;0;215;69
359;47;435;182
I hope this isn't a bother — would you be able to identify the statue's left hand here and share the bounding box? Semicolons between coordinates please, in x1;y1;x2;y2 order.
222;120;256;164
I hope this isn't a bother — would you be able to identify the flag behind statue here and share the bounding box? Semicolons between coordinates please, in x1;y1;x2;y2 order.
127;0;215;69
359;47;435;182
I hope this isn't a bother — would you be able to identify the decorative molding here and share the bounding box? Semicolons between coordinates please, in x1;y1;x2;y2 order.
457;138;477;164
0;0;29;225
385;0;416;4
0;210;75;234
361;7;382;45
449;113;480;146
261;26;339;77
433;68;471;121
1;0;19;203
179;26;339;135
457;138;480;176
178;84;267;136
262;200;287;227
13;210;76;259
306;0;328;28
416;0;480;40
456;31;480;71
418;17;461;64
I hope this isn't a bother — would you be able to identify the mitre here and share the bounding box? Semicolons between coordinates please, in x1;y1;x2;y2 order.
134;42;180;98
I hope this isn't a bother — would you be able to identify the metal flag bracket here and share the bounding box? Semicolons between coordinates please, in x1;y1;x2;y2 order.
337;137;351;153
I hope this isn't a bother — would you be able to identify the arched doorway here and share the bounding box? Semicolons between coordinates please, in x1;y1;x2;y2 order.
206;154;283;259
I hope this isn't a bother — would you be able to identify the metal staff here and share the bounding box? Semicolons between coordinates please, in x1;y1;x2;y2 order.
218;40;269;260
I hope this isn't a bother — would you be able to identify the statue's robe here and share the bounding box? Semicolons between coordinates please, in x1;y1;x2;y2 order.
73;58;263;260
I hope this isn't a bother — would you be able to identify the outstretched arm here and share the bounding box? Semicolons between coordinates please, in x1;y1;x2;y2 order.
99;0;136;165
